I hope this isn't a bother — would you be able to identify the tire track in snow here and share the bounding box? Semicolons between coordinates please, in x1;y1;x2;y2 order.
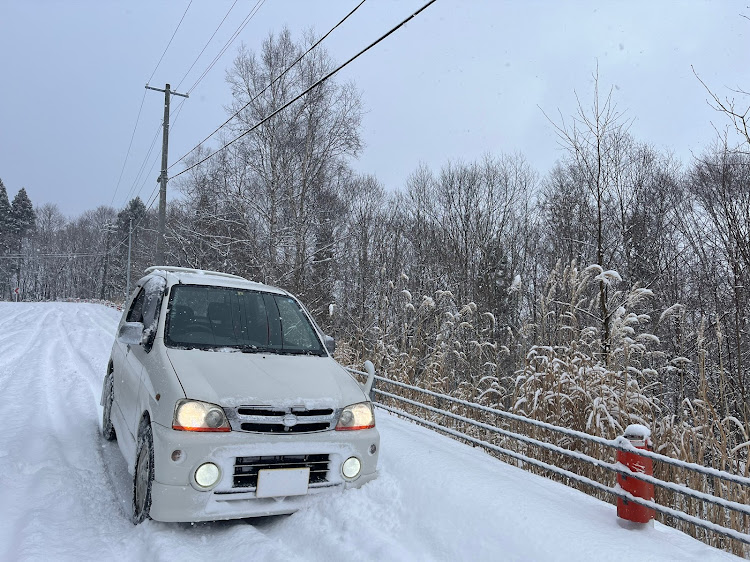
0;303;54;380
1;304;132;560
59;304;119;405
1;303;299;561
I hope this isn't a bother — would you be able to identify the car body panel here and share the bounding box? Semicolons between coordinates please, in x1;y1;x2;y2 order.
164;349;367;408
136;338;186;428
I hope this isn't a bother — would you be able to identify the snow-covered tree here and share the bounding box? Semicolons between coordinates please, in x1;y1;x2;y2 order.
10;188;35;240
0;178;12;253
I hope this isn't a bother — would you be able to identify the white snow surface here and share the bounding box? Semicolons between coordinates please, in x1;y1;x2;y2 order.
0;302;740;562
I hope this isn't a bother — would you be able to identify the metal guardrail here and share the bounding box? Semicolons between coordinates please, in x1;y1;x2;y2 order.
347;367;750;547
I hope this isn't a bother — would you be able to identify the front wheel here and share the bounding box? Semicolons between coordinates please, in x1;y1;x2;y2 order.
132;417;154;525
101;373;116;441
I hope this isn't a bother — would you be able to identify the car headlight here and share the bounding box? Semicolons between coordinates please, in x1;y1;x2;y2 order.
195;462;221;488
342;456;361;479
173;399;230;432
335;402;375;431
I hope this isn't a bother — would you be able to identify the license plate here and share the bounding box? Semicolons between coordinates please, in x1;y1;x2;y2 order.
256;467;310;498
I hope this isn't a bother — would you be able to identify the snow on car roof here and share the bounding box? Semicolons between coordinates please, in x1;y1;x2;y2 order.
141;266;287;295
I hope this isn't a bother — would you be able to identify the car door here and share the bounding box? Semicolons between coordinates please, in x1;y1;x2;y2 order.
115;285;149;439
125;277;166;430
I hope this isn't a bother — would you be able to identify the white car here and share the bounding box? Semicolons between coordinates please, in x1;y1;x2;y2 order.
101;266;379;524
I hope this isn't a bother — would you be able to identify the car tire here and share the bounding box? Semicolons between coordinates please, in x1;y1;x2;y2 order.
101;373;117;441
132;417;154;525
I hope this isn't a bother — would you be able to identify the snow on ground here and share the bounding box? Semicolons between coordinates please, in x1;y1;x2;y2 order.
0;302;741;561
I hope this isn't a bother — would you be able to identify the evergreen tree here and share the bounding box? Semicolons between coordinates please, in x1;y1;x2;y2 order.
7;187;35;298
10;187;36;242
117;197;146;226
0;178;12;252
116;197;146;244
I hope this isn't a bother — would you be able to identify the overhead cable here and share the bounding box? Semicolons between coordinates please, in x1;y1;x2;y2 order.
175;0;240;91
185;0;266;95
113;0;191;209
147;0;193;85
110;90;147;206
170;0;367;171
121;121;163;206
170;0;438;182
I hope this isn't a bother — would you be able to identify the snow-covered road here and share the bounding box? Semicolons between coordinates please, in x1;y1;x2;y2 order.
0;303;740;561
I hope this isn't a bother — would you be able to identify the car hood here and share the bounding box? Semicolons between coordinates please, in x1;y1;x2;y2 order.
165;348;367;409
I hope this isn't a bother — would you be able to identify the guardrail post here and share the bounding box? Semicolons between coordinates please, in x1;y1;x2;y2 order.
363;360;376;401
616;424;655;524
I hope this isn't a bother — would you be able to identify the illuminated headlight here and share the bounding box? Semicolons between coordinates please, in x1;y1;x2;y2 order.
342;457;361;479
173;399;230;432
195;462;220;488
335;402;375;431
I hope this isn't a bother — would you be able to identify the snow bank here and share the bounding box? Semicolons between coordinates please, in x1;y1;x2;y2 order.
0;303;739;561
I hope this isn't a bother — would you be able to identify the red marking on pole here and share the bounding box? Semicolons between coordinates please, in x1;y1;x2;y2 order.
617;436;655;523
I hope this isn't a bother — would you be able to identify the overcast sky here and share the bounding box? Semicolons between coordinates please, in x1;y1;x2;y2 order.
1;1;748;217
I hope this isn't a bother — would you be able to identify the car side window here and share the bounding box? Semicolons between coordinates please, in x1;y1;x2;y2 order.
142;277;165;331
126;287;146;323
275;296;320;351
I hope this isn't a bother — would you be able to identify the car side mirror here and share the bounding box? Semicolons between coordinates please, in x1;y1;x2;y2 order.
324;335;336;354
118;321;144;345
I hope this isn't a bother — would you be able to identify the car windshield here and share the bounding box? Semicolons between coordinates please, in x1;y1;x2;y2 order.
164;285;326;356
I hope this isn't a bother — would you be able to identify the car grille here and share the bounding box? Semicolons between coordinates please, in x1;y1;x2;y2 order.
233;454;330;488
228;406;336;433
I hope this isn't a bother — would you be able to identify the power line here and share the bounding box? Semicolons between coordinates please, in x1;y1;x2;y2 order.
140;97;192;207
170;0;438;182
147;0;193;85
175;0;240;91
185;0;266;96
115;0;264;213
113;0;192;210
110;90;147;206
121;121;163;206
111;0;416;261
126;98;190;212
120;1;263;218
170;0;367;171
1;252;118;259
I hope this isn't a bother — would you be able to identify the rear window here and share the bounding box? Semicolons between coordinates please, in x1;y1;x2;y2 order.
164;285;325;356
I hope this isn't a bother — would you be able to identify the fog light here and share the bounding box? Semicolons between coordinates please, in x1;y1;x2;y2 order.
171;449;183;462
195;462;220;488
342;456;361;479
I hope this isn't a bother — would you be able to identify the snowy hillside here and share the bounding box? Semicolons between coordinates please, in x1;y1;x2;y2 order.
0;302;740;561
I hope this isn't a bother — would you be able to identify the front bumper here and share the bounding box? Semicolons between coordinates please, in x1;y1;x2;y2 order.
149;471;378;522
148;422;380;523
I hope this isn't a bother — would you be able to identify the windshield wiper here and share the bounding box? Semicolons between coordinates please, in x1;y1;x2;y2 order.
236;344;272;354
230;344;325;356
274;348;326;356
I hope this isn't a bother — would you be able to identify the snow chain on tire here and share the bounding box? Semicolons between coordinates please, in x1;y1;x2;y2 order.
132;417;154;525
101;373;116;441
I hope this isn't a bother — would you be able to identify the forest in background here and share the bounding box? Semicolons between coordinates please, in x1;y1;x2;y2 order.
1;29;748;549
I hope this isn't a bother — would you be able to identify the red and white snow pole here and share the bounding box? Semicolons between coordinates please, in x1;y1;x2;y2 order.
616;424;655;524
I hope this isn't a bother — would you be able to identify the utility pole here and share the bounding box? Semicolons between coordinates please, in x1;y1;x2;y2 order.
126;217;133;298
100;223;117;301
145;83;188;265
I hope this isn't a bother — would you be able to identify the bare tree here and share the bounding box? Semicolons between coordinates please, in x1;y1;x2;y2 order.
545;70;631;359
224;28;362;294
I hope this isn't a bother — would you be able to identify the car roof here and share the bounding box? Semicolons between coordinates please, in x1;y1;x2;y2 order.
138;266;287;295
